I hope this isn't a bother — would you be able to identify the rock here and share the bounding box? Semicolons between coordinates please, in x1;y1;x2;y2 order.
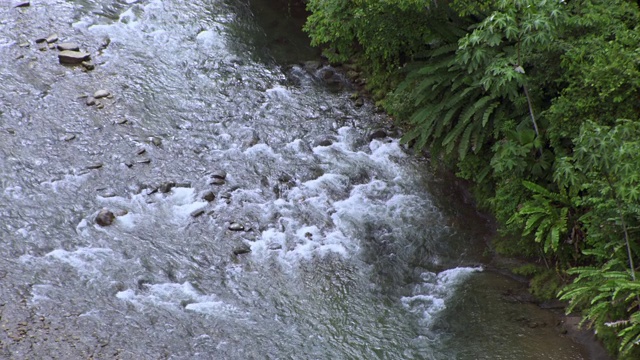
14;1;30;7
48;43;55;50
202;191;215;202
136;158;151;164
57;42;79;51
86;97;96;106
18;42;29;48
232;245;251;255
95;209;115;226
114;210;128;217
354;98;364;107
303;60;323;71
81;61;95;70
93;89;110;99
86;162;103;169
99;37;111;50
62;134;76;141
58;50;91;64
116;118;128;125
136;148;146;155
176;182;191;188
158;181;176;193
228;222;244;231
124;161;133;168
96;103;104;109
210;170;227;180
210;178;225;186
149;136;162;147
45;34;58;44
35;37;46;44
190;209;205;218
368;129;387;141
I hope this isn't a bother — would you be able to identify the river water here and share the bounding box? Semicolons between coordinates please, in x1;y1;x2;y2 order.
0;0;600;359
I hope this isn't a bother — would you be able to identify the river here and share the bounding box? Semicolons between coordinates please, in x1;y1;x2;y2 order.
0;0;604;359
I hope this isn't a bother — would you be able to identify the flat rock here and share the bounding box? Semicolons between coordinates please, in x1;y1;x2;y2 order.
62;134;76;141
58;50;91;64
86;162;103;169
94;89;110;99
14;1;30;7
35;37;46;44
86;97;96;106
210;178;225;186
46;34;58;44
210;170;227;180
95;209;115;226
82;61;95;70
57;42;79;51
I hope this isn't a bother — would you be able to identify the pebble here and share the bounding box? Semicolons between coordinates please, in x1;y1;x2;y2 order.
86;97;96;106
158;181;176;193
18;42;29;48
136;148;146;155
136;158;151;164
81;61;95;70
96;103;104;109
229;222;244;231
35;37;46;44
116;118;128;125
62;134;76;141
93;89;110;99
14;1;30;7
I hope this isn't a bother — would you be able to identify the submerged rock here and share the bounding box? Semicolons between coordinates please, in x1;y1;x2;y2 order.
232;245;251;255
190;209;205;218
210;170;227;180
85;97;96;106
202;190;215;202
158;181;176;193
58;50;91;64
95;209;115;226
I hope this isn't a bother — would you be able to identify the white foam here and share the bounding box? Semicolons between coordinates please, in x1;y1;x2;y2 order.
45;247;114;276
401;267;482;327
116;282;236;316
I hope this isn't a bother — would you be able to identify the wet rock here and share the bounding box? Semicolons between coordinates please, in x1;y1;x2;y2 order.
81;61;95;70
95;209;115;226
176;182;191;188
114;209;128;217
85;97;96;106
57;42;79;51
48;43;56;50
210;178;225;186
86;162;103;169
202;190;215;202
158;181;176;193
268;244;282;250
314;138;333;147
14;1;30;7
322;68;335;80
124;161;133;168
136;158;151;164
100;190;117;198
45;34;58;44
18;42;29;48
116;118;128;125
96;102;104;109
190;209;205;218
368;129;387;141
228;222;244;231
136;148;146;155
35;37;46;44
354;97;364;107
210;170;227;180
303;60;323;71
62;134;76;141
232;245;251;255
5;128;16;135
93;89;110;99
58;50;91;64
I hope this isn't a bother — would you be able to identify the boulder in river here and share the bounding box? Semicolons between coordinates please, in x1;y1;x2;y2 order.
58;50;91;64
95;209;115;226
